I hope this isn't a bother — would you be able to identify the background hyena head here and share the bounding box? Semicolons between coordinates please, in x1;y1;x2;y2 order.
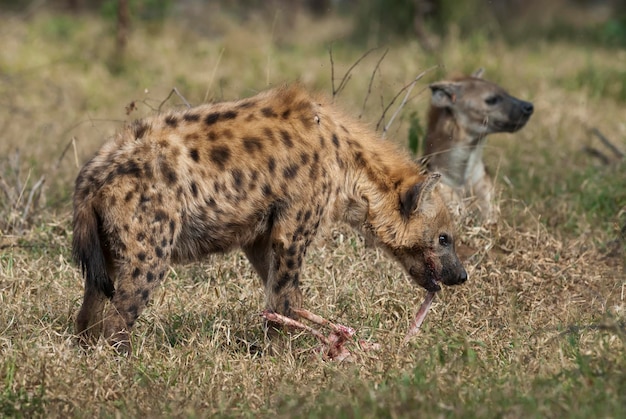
429;74;534;138
378;174;468;292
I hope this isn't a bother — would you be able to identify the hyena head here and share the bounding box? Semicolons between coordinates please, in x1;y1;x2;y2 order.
429;69;534;138
378;173;467;292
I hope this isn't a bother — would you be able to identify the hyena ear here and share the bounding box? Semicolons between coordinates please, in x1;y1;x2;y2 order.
400;173;441;218
429;82;461;108
472;67;485;78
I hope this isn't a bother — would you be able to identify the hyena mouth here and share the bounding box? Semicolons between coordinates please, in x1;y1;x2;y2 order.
409;266;441;293
495;116;530;133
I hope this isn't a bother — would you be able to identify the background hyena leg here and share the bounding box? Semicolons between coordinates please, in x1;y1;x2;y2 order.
102;258;169;352
471;175;498;224
75;254;116;342
75;282;109;343
243;231;272;286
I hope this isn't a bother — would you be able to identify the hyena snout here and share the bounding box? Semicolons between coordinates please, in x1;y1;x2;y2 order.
410;249;468;293
519;100;534;116
502;97;534;132
436;240;468;288
440;258;468;287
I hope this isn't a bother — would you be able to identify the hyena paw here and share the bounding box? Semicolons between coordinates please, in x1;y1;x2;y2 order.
107;330;132;355
103;317;132;355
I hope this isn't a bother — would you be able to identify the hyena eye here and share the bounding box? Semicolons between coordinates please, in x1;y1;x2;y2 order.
485;95;501;106
438;234;450;247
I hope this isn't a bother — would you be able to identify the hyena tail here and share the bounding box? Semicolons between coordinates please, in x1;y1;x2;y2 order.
72;201;115;299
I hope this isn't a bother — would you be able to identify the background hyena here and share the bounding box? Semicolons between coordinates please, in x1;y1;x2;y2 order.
422;69;534;223
73;84;467;351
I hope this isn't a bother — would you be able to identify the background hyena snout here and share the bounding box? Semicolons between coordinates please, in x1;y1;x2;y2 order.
505;97;534;131
520;100;534;116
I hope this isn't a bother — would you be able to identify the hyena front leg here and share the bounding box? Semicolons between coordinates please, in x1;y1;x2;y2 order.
266;241;305;318
264;222;315;319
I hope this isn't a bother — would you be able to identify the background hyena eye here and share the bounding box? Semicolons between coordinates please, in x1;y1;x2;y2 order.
485;95;501;106
439;234;450;247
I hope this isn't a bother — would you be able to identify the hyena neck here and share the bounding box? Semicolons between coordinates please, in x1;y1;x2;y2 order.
333;137;424;248
424;107;485;188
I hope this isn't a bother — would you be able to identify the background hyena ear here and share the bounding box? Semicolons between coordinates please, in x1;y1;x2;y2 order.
429;82;461;108
400;173;441;218
472;67;485;78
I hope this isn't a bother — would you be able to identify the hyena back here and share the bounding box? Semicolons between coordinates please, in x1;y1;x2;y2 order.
423;69;534;223
73;84;467;351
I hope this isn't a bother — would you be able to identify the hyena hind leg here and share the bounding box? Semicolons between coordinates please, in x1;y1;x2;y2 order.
101;259;169;353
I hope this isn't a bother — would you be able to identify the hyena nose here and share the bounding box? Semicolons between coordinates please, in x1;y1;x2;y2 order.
458;268;468;284
521;101;534;116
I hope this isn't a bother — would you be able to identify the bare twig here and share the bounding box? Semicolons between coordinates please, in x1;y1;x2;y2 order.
203;47;225;103
72;137;80;169
54;138;76;171
13;170;31;212
11;150;22;194
266;11;280;87
590;127;624;159
359;48;389;119
376;65;439;135
0;176;14;203
330;46;380;98
22;175;45;221
158;88;192;112
582;146;611;165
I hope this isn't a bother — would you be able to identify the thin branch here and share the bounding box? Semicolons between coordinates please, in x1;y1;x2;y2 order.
203;47;225;103
329;44;336;96
22;175;45;222
266;11;280;87
376;65;439;136
582;146;611;165
0;176;14;204
11;150;22;195
359;48;389;119
590;127;624;159
72;136;80;169
13;168;31;210
54;138;75;171
330;46;380;98
158;87;192;112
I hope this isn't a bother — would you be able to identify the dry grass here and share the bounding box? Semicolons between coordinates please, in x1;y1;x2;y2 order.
0;8;624;418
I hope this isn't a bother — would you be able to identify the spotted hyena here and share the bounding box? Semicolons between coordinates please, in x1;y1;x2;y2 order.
73;84;467;352
423;69;534;223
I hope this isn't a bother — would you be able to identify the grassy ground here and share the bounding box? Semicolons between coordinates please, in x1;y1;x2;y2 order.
1;8;625;418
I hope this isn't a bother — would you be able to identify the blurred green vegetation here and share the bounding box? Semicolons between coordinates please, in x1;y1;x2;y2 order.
99;0;172;22
2;0;625;48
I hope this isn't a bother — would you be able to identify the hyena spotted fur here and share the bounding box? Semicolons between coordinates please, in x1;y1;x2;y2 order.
73;84;467;351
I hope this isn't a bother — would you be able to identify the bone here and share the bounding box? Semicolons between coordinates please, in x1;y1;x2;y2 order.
261;310;330;344
293;308;355;337
261;309;359;361
404;291;436;343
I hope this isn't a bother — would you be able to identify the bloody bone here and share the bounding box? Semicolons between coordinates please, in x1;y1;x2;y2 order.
261;308;365;361
404;291;436;343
